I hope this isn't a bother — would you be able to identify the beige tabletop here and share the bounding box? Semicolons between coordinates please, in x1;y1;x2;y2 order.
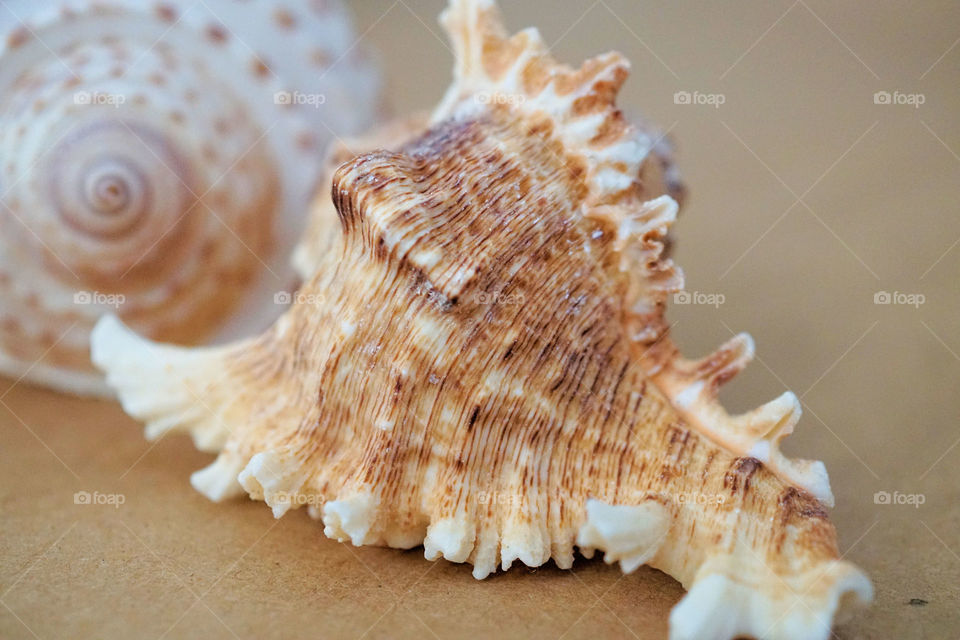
2;1;958;638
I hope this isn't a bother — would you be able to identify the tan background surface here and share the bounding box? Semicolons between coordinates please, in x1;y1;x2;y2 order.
2;1;959;638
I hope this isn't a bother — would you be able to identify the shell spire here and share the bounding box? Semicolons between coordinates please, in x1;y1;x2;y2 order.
92;1;870;639
439;0;685;342
436;0;652;206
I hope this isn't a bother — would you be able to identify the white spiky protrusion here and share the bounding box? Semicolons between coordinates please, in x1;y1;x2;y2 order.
435;0;653;207
670;556;873;640
323;493;379;545
576;499;671;574
648;333;834;506
90;315;238;453
191;455;246;502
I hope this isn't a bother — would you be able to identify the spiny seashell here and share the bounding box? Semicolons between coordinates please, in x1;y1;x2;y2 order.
91;1;872;638
0;0;380;395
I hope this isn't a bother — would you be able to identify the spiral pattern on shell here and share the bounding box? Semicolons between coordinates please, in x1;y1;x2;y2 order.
0;0;381;395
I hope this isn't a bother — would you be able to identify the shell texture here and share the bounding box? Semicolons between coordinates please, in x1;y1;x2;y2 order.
91;1;872;638
0;0;380;395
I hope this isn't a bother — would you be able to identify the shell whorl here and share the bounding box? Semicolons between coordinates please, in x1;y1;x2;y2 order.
0;0;380;395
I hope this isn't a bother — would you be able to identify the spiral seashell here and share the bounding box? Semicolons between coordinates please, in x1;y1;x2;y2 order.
0;0;381;395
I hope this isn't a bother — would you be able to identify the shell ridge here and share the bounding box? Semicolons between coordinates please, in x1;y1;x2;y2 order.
641;334;835;507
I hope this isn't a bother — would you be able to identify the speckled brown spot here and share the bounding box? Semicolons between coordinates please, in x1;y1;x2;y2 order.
778;486;828;524
296;131;317;152
274;8;296;29
206;24;228;44
251;58;271;79
7;27;30;49
1;316;21;334
723;456;761;493
200;241;216;260
311;48;330;67
155;3;177;23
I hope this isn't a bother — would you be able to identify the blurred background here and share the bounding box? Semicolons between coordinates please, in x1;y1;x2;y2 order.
2;1;958;638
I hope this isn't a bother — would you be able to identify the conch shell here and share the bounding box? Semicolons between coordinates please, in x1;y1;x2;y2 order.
0;0;379;395
91;1;872;638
